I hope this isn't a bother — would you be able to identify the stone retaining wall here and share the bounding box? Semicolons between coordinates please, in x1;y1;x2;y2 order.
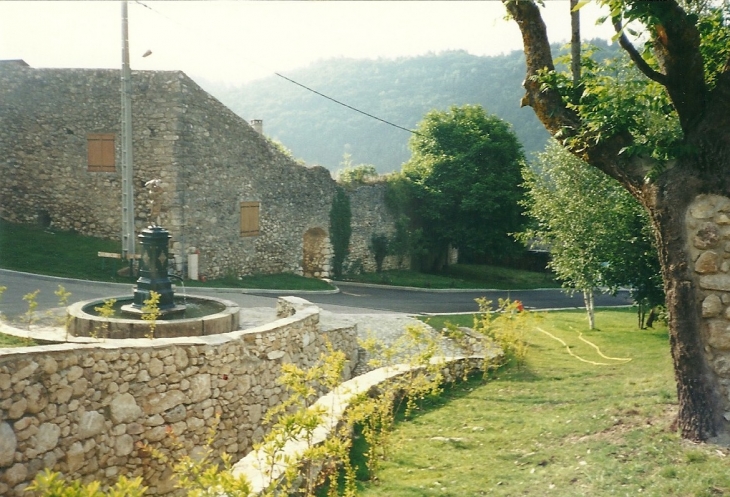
233;356;488;495
0;297;358;495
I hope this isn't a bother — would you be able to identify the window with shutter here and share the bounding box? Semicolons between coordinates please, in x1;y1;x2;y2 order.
87;133;115;172
240;202;260;236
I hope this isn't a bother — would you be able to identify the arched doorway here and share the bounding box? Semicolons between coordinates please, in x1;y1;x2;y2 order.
302;227;330;278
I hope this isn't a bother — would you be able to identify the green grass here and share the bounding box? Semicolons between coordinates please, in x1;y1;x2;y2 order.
355;309;730;496
0;219;130;282
0;332;35;348
341;264;560;290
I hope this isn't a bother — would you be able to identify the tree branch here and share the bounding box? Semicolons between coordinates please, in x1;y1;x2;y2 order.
612;17;667;85
631;0;706;132
502;0;650;191
502;0;581;138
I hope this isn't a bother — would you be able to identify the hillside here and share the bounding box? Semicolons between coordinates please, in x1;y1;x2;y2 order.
198;45;615;173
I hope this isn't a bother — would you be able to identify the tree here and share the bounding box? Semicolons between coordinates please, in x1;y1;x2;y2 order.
504;0;730;440
402;105;526;270
329;186;351;279
520;141;663;330
337;160;379;187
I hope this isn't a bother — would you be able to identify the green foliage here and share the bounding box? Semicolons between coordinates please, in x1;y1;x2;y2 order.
470;298;534;369
354;323;447;479
369;233;390;273
257;342;354;496
382;173;420;267
343;264;559;290
329;186;352;279
518;141;663;326
535;45;682;167
141;291;161;339
92;298;117;340
336;154;379;187
22;289;40;330
695;6;730;91
143;419;253;497
402;104;527;269
27;469;147;497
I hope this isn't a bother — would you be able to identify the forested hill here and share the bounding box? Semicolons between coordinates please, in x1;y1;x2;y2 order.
197;49;584;173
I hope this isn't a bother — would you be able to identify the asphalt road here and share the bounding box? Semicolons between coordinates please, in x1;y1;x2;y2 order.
0;269;634;319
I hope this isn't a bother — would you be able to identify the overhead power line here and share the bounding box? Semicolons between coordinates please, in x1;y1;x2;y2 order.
133;0;419;136
273;72;420;136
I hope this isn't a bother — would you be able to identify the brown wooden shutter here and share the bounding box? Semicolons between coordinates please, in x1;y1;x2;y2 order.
87;134;115;172
240;201;260;236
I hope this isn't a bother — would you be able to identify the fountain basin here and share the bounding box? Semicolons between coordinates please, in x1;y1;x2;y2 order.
66;295;240;339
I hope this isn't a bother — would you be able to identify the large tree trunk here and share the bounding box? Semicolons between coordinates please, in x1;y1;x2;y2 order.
504;0;730;441
648;168;724;440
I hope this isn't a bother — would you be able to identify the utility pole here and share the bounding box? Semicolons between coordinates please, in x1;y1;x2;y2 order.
121;0;135;262
570;0;581;105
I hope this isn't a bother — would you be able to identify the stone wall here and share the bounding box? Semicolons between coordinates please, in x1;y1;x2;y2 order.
345;183;408;274
0;297;358;495
687;194;730;419
171;77;337;278
0;63;147;239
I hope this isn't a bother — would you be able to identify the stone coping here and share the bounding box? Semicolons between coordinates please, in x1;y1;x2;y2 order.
65;294;240;339
231;355;490;494
0;301;319;357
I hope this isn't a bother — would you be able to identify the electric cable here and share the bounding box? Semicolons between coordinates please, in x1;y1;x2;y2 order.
133;0;419;136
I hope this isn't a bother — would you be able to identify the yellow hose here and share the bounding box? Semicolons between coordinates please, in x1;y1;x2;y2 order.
535;327;632;366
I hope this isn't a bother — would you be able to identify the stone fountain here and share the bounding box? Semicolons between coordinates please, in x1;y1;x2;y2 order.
66;179;240;339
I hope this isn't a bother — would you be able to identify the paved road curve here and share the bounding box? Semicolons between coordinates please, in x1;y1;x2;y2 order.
0;269;633;319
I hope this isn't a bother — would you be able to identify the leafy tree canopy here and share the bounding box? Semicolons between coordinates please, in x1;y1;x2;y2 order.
402;105;526;267
335;153;380;187
519;141;663;328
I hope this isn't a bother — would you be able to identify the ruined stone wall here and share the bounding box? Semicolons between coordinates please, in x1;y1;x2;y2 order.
345;183;408;274
687;194;730;418
0;299;358;496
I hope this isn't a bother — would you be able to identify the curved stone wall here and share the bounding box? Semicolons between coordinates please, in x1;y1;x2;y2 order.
0;297;358;495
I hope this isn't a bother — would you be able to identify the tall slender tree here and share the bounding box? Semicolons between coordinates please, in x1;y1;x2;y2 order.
503;0;730;440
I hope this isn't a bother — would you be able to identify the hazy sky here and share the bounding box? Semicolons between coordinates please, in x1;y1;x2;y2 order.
0;1;616;85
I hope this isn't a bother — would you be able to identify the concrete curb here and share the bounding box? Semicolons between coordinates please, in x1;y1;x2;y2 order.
334;280;562;293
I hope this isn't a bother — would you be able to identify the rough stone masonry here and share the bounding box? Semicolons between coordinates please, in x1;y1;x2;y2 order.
0;298;358;495
688;194;730;420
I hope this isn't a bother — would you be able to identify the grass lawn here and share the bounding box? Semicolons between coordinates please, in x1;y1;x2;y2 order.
355;309;730;496
341;264;560;290
0;332;34;348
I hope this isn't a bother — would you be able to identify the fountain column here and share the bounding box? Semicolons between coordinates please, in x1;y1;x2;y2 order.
131;225;178;311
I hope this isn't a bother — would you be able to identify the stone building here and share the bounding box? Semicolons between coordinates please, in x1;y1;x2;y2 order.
0;60;402;278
